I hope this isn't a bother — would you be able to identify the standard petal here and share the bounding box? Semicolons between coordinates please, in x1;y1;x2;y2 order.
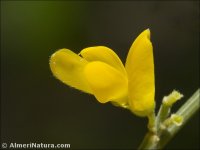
84;61;128;103
80;46;126;75
125;29;155;116
50;48;92;93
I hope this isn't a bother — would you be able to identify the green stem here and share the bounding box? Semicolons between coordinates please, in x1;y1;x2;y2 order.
138;132;159;150
147;112;156;133
158;89;200;148
138;89;200;149
156;104;170;133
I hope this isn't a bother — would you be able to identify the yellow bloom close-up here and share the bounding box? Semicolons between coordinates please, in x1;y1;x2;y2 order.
50;29;155;117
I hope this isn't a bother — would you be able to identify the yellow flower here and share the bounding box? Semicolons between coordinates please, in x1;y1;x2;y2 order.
50;29;155;117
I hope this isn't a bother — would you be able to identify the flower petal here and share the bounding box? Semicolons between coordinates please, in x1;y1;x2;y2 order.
84;61;128;103
50;48;92;93
80;46;126;75
125;29;155;116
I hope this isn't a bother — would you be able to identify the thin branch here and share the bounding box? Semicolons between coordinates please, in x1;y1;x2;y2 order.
138;89;200;149
158;89;200;148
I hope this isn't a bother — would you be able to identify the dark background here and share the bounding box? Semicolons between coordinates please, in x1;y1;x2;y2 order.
1;1;199;149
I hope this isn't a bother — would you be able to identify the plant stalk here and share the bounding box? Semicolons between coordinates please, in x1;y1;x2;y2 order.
138;89;200;149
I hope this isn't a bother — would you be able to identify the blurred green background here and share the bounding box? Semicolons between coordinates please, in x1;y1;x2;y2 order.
1;1;199;149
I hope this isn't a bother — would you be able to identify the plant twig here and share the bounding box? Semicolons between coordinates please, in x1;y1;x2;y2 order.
158;89;200;149
138;89;200;149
